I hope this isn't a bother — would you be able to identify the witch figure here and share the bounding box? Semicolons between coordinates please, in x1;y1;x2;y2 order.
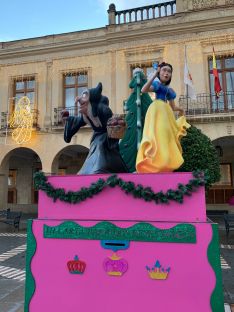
62;83;128;174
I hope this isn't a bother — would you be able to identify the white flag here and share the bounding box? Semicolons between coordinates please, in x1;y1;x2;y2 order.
184;49;196;100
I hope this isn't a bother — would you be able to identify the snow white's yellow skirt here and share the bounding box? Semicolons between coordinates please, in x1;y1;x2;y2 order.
136;100;190;173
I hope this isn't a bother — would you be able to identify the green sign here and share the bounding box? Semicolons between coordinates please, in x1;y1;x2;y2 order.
43;221;196;244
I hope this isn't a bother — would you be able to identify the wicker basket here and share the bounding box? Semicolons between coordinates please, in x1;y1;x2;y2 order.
107;124;126;139
107;114;126;139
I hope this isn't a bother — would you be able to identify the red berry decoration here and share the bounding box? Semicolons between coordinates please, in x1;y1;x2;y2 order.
118;120;125;126
61;110;69;118
111;120;118;126
67;255;86;274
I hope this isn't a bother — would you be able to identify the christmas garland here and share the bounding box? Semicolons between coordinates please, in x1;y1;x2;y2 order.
34;171;208;205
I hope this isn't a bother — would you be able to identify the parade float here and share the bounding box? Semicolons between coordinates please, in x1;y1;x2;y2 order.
24;64;224;312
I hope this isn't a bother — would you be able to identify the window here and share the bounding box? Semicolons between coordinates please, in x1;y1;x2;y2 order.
214;164;232;187
63;72;88;109
32;167;42;204
13;76;36;109
131;63;156;100
8;169;17;204
11;76;38;127
8;169;17;187
208;56;234;110
131;63;155;78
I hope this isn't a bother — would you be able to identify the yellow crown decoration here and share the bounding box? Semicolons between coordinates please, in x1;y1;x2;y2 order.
146;260;170;280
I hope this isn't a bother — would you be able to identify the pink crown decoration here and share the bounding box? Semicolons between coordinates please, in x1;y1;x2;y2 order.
103;253;128;277
146;260;170;280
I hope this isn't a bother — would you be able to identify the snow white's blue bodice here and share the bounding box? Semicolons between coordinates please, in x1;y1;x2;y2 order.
152;80;176;102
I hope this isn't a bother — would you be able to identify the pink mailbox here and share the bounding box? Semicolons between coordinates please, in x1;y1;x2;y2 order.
24;172;224;312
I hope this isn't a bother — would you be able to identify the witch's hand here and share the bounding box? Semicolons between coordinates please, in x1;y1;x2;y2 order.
152;65;160;78
61;110;69;124
75;96;81;105
79;102;88;116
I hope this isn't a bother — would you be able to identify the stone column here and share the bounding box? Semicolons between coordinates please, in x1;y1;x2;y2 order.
110;50;117;112
44;60;53;130
0;174;8;210
41;153;54;175
108;4;116;25
176;0;189;13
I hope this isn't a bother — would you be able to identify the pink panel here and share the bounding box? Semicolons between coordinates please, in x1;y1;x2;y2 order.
38;172;206;222
30;220;215;312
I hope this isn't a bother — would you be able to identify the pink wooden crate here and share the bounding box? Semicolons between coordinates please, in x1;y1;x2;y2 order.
38;172;206;222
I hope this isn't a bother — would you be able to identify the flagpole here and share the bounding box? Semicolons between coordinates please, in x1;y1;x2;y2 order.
185;45;189;113
186;85;189;113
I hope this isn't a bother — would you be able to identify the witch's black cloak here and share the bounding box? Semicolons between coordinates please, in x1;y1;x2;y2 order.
64;83;128;174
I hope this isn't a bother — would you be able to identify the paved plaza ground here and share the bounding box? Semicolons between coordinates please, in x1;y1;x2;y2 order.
0;214;233;312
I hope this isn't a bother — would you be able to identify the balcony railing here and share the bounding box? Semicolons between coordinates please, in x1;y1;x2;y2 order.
53;92;234;128
179;92;234;121
53;107;79;127
108;1;176;25
0;109;39;130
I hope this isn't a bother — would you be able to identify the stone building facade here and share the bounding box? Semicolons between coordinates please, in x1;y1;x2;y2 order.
0;0;234;213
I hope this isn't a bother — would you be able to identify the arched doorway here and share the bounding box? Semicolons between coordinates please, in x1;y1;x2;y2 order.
51;145;89;175
0;147;42;212
207;136;234;205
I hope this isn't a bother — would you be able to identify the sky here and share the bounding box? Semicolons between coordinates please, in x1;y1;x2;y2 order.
0;0;165;42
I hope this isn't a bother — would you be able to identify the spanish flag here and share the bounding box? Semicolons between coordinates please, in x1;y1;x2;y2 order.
213;48;222;98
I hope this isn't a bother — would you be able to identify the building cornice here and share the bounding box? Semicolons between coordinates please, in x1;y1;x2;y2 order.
105;15;234;43
200;34;234;46
0;6;233;62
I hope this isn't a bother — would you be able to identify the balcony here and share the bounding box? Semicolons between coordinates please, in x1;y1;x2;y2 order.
53;92;234;127
0;109;39;131
179;92;234;122
108;1;176;25
53;107;94;134
53;107;79;127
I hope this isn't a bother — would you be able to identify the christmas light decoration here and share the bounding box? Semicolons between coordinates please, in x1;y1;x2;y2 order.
9;96;33;144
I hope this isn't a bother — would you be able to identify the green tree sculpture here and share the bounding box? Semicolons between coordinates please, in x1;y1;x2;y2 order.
178;126;221;188
119;69;152;172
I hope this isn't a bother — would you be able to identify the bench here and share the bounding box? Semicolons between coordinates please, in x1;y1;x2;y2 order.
223;213;234;239
0;209;22;231
0;208;10;219
207;210;229;217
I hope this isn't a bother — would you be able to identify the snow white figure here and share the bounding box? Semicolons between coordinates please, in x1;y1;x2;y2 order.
136;62;190;173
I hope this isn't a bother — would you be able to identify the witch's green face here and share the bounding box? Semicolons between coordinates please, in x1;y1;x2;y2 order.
159;66;172;84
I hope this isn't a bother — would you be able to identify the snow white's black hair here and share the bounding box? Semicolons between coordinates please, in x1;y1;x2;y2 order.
157;62;173;85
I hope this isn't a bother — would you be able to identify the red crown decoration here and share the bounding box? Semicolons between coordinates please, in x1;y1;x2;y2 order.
146;260;170;280
67;255;86;274
103;253;128;276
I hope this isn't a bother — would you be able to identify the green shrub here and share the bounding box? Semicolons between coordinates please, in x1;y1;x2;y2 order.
178;126;221;188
